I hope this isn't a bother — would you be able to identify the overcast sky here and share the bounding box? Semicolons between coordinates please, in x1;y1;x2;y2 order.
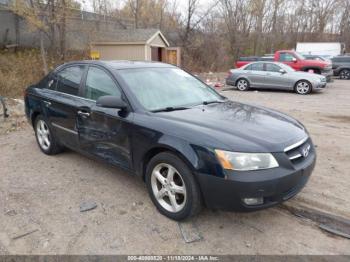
78;0;213;13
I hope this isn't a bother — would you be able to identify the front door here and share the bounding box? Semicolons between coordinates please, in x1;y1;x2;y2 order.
278;52;299;70
264;63;293;89
151;47;162;61
76;66;133;169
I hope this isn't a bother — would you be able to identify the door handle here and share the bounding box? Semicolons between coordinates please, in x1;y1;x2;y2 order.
77;110;90;117
43;101;51;107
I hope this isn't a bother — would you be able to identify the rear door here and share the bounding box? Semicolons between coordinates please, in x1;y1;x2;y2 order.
245;63;267;87
76;65;133;169
264;63;293;90
41;65;87;148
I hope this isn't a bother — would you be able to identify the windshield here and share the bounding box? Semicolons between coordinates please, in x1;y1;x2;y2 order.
277;63;295;72
294;52;306;60
118;68;224;111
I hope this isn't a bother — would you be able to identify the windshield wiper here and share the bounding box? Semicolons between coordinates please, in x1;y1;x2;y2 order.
151;106;190;113
202;100;225;105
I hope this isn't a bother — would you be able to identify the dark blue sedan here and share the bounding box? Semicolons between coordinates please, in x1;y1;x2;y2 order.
24;61;316;220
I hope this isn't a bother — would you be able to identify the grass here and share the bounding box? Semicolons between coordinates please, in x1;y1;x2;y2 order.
0;48;87;98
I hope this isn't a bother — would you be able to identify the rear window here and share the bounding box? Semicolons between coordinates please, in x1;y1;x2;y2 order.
56;66;85;96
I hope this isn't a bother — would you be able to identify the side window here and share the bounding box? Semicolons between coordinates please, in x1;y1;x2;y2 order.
244;64;252;70
279;53;295;62
84;67;121;100
265;63;281;72
38;74;53;89
56;66;85;96
250;63;264;71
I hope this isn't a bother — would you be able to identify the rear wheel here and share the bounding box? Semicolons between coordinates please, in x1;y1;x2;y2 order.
145;152;202;221
236;79;249;91
295;80;312;95
339;69;350;79
34;115;64;155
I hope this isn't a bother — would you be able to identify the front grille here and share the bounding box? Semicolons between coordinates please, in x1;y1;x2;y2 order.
284;137;310;164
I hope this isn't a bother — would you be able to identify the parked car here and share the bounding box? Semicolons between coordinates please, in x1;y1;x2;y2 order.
226;62;327;94
25;61;316;220
303;55;331;63
236;50;333;82
331;56;350;79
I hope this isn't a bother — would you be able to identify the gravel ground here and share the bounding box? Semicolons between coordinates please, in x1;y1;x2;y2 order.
0;79;349;255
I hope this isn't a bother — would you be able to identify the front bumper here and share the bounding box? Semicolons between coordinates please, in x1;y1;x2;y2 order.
315;82;327;89
196;149;316;211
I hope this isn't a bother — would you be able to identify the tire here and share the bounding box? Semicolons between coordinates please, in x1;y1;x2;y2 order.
34;115;64;155
295;80;312;95
145;152;202;221
339;69;350;79
305;68;321;74
236;78;249;91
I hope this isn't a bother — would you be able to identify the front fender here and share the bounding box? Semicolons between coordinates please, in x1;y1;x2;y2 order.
132;130;224;180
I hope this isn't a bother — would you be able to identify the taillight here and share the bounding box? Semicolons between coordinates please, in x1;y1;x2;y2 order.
227;71;233;78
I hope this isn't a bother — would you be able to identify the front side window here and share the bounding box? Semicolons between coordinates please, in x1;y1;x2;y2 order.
84;67;121;100
56;66;85;96
265;63;281;72
117;67;223;111
279;53;295;62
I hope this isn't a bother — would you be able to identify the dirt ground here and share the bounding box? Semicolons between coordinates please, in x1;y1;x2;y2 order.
0;79;350;255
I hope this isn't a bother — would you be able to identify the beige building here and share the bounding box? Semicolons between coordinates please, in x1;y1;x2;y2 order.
90;29;180;66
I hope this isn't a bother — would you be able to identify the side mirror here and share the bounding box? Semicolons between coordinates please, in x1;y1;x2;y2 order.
96;96;127;110
279;69;287;74
292;57;297;63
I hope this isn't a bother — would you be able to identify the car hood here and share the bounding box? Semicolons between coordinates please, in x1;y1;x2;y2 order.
154;101;308;153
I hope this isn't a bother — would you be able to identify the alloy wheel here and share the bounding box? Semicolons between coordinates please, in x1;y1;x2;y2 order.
151;163;187;213
296;81;310;94
36;119;51;151
340;69;350;79
237;79;248;91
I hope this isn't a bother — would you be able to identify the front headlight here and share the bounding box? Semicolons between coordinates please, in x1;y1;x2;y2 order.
215;150;279;171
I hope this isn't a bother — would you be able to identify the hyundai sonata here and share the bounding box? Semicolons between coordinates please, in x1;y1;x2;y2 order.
25;61;316;220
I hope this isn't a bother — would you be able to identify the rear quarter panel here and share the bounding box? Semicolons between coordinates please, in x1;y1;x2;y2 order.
25;86;44;126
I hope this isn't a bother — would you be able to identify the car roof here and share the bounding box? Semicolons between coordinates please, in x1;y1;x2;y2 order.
59;60;176;70
244;61;281;66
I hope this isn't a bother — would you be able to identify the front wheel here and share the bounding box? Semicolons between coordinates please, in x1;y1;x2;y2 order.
145;152;202;221
295;80;312;95
339;69;350;79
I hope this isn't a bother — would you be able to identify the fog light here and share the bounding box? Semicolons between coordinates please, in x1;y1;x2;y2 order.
243;197;264;206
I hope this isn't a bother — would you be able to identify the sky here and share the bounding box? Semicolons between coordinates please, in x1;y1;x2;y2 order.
78;0;212;13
